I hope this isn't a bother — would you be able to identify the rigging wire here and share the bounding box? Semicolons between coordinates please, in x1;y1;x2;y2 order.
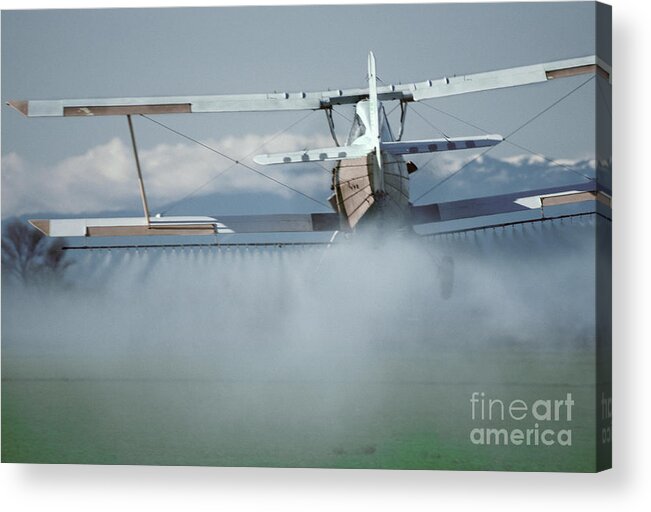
503;75;595;139
412;75;596;203
501;139;593;181
410;106;450;140
411;147;495;203
137;74;599;212
140;113;331;211
331;107;353;124
156;110;318;214
416;75;596;179
386;102;401;118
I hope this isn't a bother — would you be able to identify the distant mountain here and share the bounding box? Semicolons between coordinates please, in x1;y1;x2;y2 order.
408;153;601;204
3;149;608;220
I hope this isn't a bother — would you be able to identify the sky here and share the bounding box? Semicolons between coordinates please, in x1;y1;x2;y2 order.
1;2;610;220
0;0;611;474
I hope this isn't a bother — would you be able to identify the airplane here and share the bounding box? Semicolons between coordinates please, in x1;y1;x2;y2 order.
7;52;611;246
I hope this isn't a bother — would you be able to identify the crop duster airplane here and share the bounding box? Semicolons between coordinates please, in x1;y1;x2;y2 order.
7;52;611;244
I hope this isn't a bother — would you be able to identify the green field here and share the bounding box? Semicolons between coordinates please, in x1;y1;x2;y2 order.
2;344;598;471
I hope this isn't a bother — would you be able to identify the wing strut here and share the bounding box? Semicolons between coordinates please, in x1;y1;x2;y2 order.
324;108;340;146
397;101;408;142
127;115;151;226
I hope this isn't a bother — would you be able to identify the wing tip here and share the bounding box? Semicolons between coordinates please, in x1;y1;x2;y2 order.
252;154;268;165
7;100;29;116
29;219;50;236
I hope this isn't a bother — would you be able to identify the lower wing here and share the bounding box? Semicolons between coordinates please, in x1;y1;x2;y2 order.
30;183;609;245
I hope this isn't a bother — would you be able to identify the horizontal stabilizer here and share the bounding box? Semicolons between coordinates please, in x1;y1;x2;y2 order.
381;134;503;156
30;213;341;238
254;145;371;166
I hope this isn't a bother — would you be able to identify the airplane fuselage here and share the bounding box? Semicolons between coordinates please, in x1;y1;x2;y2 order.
330;100;410;231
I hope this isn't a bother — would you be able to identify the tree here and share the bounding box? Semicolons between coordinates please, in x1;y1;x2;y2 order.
1;218;72;286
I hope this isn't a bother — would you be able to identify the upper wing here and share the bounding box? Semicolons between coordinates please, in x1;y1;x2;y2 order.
410;56;610;102
7;56;610;118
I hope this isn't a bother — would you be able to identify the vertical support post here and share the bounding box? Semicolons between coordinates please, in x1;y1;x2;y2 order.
397;101;408;142
324;108;340;146
126;115;151;226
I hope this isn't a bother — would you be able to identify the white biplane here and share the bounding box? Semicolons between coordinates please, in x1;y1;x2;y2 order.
8;52;611;245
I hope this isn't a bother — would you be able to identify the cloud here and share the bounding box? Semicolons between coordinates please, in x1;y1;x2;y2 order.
2;136;598;218
2;132;333;217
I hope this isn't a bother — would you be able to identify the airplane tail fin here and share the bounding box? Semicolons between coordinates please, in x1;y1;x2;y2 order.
367;51;384;192
367;51;380;145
